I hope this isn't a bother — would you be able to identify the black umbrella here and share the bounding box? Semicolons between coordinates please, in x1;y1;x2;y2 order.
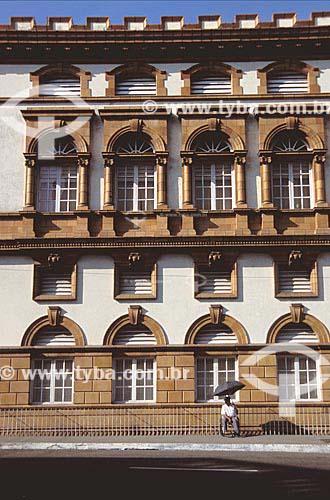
213;380;245;397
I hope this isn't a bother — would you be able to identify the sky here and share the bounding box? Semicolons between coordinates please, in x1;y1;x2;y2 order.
0;1;330;25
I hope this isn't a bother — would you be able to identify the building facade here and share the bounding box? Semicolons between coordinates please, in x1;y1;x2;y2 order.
0;12;330;434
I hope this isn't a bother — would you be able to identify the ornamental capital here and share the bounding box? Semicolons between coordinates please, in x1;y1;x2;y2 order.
259;155;272;165
156;155;167;167
25;158;35;168
104;157;115;167
77;157;90;167
235;155;246;166
314;154;326;164
181;155;193;167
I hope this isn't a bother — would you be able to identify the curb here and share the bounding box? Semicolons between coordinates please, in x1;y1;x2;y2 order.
1;442;330;453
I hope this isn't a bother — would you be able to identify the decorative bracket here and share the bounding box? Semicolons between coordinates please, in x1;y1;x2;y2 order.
290;303;305;323
128;252;143;268
47;253;61;269
288;250;303;267
128;305;142;325
48;306;62;327
209;304;224;324
208;251;222;268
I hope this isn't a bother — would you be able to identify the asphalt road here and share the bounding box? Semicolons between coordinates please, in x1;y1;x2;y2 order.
1;451;330;499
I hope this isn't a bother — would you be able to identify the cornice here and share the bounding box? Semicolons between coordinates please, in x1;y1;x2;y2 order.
1;235;330;252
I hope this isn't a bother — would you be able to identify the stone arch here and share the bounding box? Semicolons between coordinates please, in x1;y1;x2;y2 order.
103;314;167;346
30;63;92;98
106;125;166;153
263;123;324;151
185;123;245;152
185;313;249;345
257;60;320;94
28;128;88;155
181;62;243;96
22;315;86;347
106;62;167;97
267;313;330;344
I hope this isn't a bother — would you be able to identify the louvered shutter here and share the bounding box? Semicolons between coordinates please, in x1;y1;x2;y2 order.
116;78;156;95
113;325;157;346
40;78;81;96
278;268;312;294
195;325;238;345
191;76;231;94
39;271;73;296
32;327;76;346
120;270;153;295
198;270;232;295
276;323;318;344
267;72;308;94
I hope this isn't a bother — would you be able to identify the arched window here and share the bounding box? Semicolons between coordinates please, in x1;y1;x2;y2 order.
30;64;91;98
36;134;79;212
114;132;156;211
271;130;313;209
191;131;235;210
106;63;166;97
275;321;319;401
267;71;308;94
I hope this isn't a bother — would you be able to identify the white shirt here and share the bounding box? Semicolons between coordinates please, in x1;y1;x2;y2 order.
221;403;238;418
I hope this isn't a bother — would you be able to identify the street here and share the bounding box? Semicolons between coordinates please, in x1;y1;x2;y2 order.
1;450;330;499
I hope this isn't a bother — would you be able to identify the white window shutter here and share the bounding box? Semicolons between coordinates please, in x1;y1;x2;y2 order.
120;270;153;295
114;325;157;346
40;78;81;96
195;325;238;344
267;72;308;94
191;76;231;94
39;271;73;296
198;270;232;294
32;327;76;346
276;323;318;344
278;268;312;294
116;78;156;95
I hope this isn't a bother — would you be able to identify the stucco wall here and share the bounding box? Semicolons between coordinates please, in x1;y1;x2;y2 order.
1;253;330;347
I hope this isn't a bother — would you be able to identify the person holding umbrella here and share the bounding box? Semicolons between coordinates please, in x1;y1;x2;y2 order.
220;395;240;437
213;380;244;437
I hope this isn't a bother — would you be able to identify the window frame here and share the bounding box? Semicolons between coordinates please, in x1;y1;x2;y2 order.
113;357;157;404
194;261;238;299
33;263;77;301
37;162;79;213
277;355;321;402
272;159;314;210
195;356;239;403
193;161;236;211
30;358;74;405
115;163;157;212
114;262;157;300
274;260;318;298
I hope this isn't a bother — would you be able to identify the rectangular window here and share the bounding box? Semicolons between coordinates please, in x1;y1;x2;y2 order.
196;357;237;402
33;264;77;301
114;264;156;299
278;356;319;401
116;165;156;211
31;359;74;404
114;358;156;403
194;163;234;210
275;262;318;298
38;165;78;212
272;161;312;209
195;263;237;298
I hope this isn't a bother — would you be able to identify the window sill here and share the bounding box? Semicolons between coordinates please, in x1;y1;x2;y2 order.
33;295;76;301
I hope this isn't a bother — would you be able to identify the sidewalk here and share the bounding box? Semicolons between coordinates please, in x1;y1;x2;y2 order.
1;434;330;454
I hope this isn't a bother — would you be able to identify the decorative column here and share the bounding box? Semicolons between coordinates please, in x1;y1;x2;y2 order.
103;154;115;209
259;153;277;235
24;157;36;210
259;154;273;207
156;153;168;209
181;153;194;208
313;153;327;206
77;156;90;210
234;155;247;207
